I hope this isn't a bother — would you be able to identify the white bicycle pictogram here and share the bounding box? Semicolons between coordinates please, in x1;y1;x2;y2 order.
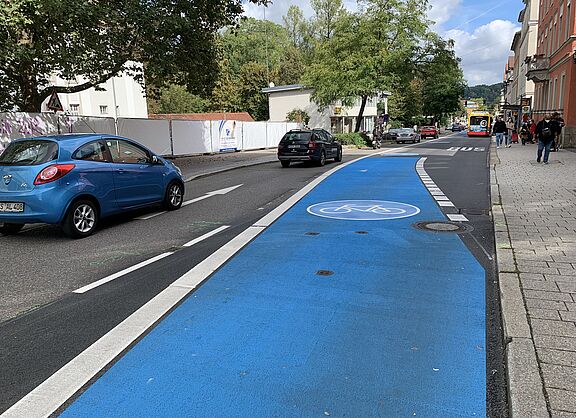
307;200;421;221
318;204;407;216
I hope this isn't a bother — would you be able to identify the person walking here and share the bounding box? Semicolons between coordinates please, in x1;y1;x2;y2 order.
550;112;565;152
535;115;562;164
493;117;507;148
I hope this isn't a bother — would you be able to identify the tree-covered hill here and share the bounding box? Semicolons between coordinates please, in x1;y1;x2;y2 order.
465;83;503;107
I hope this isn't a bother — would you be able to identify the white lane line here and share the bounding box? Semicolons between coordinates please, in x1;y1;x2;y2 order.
73;252;174;294
135;185;244;220
447;214;469;222
183;225;230;248
434;196;451;201
7;142;443;418
438;201;456;207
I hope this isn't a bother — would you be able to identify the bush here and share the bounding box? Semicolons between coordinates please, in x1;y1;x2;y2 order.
334;133;367;148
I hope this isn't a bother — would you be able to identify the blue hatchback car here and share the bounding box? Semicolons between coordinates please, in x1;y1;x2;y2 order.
0;134;185;238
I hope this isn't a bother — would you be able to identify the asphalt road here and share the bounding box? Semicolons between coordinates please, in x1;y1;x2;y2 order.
0;133;506;415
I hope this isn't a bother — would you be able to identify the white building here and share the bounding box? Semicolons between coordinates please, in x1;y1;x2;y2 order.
42;62;148;119
262;84;388;134
511;0;539;108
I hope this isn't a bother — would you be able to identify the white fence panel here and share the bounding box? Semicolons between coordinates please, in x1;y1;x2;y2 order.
172;120;211;155
117;118;172;156
241;122;268;150
209;120;243;153
67;116;116;135
266;122;288;148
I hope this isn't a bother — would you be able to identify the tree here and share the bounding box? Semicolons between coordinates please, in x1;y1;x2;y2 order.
277;47;306;86
311;0;345;40
283;6;306;48
286;109;310;125
148;85;210;115
238;62;273;121
0;0;267;112
303;0;430;132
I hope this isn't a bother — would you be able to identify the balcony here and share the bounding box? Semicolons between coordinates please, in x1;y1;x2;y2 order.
526;55;550;82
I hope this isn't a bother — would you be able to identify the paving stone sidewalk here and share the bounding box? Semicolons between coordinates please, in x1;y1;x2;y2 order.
493;143;576;417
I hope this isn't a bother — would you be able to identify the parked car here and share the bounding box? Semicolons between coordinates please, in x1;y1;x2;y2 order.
277;128;343;168
388;128;421;144
420;126;439;139
451;124;463;132
0;134;185;238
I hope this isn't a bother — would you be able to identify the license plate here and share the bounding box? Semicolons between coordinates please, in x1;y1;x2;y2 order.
288;145;300;149
0;202;24;212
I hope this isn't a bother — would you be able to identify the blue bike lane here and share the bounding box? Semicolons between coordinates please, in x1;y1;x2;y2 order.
62;156;486;417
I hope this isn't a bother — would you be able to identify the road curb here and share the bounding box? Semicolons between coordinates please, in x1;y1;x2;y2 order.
491;148;550;418
184;158;278;183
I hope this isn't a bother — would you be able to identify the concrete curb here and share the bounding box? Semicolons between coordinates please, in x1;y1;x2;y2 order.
491;147;550;418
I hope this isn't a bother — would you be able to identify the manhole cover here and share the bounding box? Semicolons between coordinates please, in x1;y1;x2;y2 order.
413;221;473;234
316;270;334;277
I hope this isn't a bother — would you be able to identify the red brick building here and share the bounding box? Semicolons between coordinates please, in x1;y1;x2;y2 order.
527;0;576;146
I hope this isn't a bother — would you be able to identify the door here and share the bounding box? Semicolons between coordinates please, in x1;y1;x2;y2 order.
105;139;165;208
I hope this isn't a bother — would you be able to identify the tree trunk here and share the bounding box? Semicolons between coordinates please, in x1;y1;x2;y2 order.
354;95;368;133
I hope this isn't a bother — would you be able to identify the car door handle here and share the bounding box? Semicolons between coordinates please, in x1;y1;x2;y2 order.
117;169;126;174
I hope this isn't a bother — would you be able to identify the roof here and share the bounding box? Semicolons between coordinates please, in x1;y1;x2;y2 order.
150;113;255;122
16;134;101;142
261;84;307;94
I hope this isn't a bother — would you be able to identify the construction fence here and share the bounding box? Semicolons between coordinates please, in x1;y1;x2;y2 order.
0;113;299;157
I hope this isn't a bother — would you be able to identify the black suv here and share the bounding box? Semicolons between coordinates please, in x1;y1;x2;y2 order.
277;129;343;168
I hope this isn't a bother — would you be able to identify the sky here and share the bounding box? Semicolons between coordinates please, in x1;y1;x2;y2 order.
243;0;523;86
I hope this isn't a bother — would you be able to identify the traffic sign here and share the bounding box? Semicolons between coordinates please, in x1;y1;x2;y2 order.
47;90;64;112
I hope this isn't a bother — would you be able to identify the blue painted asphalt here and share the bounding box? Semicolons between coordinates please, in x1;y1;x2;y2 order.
62;156;486;417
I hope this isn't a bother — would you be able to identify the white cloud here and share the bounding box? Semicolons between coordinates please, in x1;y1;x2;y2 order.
445;19;520;85
428;0;462;27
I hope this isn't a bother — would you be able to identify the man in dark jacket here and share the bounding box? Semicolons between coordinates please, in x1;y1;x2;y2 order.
493;117;507;148
535;115;562;164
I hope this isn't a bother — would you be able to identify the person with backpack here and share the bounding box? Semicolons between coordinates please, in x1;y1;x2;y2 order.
493;117;507;148
535;115;562;164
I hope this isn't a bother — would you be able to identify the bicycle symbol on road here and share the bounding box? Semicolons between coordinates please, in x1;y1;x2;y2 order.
307;200;421;221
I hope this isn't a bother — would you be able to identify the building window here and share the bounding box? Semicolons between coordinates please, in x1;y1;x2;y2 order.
567;3;572;39
559;73;566;109
69;104;79;115
99;105;108;115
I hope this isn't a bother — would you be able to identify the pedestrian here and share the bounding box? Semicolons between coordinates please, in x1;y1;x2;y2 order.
493;117;507;148
550;112;565;152
535;114;562;164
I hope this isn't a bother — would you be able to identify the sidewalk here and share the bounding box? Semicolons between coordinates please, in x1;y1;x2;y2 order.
493;143;576;417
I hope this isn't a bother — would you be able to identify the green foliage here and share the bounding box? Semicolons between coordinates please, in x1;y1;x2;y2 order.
286;109;310;125
465;84;503;107
238;62;271;121
334;132;367;148
148;85;210;114
0;0;267;111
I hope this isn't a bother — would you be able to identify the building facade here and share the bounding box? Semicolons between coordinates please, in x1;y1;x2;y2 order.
42;63;148;119
513;0;540;109
527;0;576;146
262;84;387;134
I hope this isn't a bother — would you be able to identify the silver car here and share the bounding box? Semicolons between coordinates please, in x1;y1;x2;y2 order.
389;128;421;144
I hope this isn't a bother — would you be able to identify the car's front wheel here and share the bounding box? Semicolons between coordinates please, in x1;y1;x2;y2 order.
0;223;25;235
163;181;184;210
62;199;99;239
335;148;343;162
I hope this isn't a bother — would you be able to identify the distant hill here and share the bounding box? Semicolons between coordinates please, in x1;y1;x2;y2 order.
465;83;503;107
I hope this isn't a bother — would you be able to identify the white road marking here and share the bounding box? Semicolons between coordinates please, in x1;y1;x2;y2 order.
135;185;244;220
447;214;469;222
183;225;230;247
438;201;456;207
73;252;174;294
434;196;451;201
8;141;450;418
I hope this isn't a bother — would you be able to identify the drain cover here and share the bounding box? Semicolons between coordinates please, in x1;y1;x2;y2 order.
413;221;473;234
305;232;320;236
316;270;334;277
355;231;369;235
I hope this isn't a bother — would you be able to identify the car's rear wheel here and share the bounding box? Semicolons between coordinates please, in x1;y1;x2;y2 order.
316;150;326;167
62;200;98;239
281;160;291;168
335;148;343;162
163;181;184;210
0;223;25;235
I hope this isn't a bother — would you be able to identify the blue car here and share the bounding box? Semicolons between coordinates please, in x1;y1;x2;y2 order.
0;134;185;238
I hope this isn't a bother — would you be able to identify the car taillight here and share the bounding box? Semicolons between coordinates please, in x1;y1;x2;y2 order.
34;164;75;185
308;141;317;150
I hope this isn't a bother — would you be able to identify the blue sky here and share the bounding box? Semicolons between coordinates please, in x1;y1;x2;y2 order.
243;0;524;86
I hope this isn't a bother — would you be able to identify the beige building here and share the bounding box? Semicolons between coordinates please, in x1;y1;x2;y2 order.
262;84;388;134
43;62;148;119
510;0;539;111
